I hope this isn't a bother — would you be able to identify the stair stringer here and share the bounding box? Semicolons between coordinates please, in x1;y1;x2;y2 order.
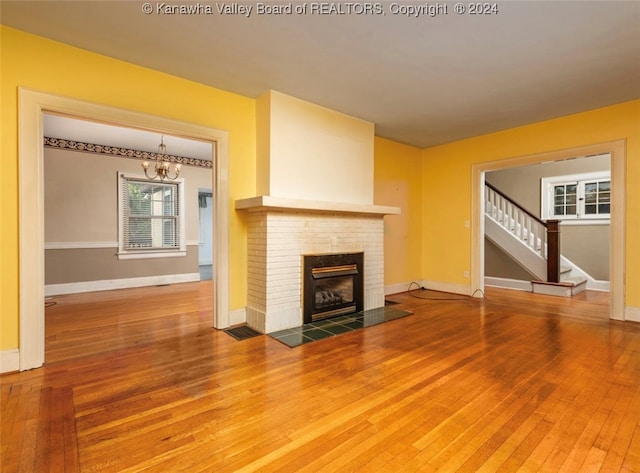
485;214;546;281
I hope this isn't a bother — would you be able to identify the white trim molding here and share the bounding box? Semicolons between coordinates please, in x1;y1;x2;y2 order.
483;276;608;293
484;277;533;292
117;173;187;260
384;282;416;296
422;279;472;297
45;241;117;250
0;349;20;374
45;273;201;296
116;251;188;260
18;88;231;371
626;307;640;323
540;168;611;223
45;241;200;250
229;308;247;327
386;280;474;297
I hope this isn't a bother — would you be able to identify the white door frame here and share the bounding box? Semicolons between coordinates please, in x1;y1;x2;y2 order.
471;140;626;320
18;88;231;371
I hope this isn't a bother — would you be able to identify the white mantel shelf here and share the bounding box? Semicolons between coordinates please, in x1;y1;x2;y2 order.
235;196;400;216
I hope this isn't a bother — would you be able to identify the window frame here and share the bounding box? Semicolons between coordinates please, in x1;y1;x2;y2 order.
541;170;611;225
117;173;187;259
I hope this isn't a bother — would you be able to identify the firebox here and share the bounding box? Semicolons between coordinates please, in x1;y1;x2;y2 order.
303;252;364;323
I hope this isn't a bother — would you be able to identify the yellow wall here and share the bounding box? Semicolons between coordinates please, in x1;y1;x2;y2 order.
0;26;256;350
2;26;638;354
421;100;640;306
374;137;423;286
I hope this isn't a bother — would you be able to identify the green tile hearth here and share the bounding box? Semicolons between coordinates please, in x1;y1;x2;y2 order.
268;307;412;348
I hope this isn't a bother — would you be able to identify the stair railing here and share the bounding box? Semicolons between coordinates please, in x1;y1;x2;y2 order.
485;182;560;283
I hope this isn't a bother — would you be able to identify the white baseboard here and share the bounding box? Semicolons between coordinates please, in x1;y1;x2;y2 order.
385;280;472;296
0;349;20;374
626;306;640;323
228;308;246;327
586;280;610;292
45;273;201;296
485;276;533;292
384;282;415;295
421;280;471;296
484;276;610;293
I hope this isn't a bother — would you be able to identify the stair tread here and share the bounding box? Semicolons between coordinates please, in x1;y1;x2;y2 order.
532;277;587;287
561;276;588;285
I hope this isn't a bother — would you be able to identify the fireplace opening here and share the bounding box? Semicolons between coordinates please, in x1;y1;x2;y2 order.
303;252;364;323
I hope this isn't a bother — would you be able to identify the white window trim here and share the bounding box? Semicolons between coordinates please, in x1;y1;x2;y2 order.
541;170;610;225
117;173;187;259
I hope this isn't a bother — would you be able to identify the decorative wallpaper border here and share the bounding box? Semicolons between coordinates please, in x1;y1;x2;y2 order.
44;137;213;169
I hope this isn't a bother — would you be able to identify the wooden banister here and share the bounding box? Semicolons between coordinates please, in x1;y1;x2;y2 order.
485;182;560;283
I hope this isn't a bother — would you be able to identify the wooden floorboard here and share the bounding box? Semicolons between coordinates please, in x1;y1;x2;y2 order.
2;283;639;472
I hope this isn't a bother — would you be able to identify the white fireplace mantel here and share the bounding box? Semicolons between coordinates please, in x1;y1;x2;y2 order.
235;195;400;216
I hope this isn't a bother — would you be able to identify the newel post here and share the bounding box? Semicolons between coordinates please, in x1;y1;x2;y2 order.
546;220;560;283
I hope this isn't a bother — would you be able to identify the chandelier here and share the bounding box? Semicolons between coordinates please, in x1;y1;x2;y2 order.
141;135;181;181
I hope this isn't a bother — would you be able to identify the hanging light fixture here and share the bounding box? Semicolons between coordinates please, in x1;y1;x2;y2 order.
141;135;181;181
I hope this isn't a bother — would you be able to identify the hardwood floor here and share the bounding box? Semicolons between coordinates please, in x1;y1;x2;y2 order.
2;283;639;472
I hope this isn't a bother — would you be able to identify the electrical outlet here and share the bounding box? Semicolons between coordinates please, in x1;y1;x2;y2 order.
463;270;469;278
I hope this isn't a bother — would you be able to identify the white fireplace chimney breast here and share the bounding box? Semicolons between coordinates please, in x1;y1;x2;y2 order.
257;90;374;205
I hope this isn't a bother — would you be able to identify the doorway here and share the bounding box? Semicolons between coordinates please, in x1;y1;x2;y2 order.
18;89;231;371
484;153;611;291
471;141;626;321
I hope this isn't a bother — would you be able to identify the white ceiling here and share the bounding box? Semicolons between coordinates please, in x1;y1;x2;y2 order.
2;1;640;148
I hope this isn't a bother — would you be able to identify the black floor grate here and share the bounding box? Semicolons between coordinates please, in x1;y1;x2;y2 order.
224;325;262;341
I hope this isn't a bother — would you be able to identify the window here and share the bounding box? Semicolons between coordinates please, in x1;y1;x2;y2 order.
118;174;186;259
541;171;610;223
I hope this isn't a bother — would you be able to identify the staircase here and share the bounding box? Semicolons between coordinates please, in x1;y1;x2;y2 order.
485;183;587;297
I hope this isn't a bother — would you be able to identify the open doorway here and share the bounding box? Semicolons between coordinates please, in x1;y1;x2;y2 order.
484;153;611;293
18;89;230;371
471;141;626;321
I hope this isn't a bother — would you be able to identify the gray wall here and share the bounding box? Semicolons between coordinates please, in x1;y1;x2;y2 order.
485;240;536;280
485;154;610;281
45;247;200;284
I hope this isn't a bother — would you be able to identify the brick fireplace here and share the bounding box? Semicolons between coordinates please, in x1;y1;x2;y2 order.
236;197;398;333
